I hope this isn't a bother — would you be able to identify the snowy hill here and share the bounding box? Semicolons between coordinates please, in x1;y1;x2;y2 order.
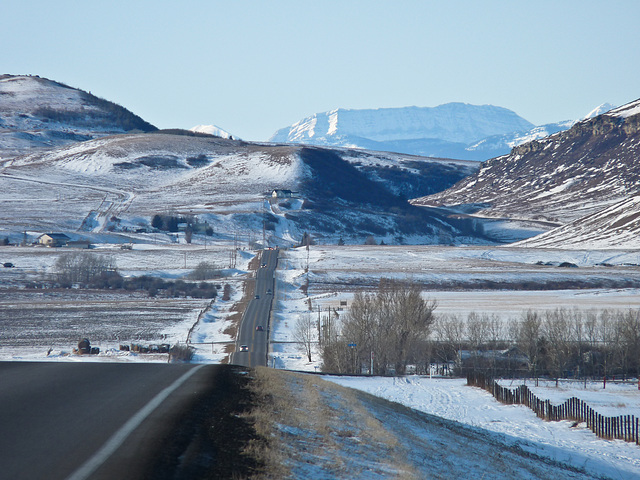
414;98;640;248
0;132;480;245
516;194;640;249
0;75;156;159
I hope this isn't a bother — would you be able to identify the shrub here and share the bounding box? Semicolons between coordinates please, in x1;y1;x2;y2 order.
169;344;195;363
222;283;232;301
189;262;222;280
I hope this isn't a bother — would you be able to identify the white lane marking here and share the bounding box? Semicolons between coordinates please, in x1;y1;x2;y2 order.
66;364;206;480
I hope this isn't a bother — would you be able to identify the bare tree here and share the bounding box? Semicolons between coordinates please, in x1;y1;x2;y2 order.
516;310;542;379
323;279;436;375
293;313;315;362
189;261;221;280
434;313;466;369
543;309;573;385
54;252;116;286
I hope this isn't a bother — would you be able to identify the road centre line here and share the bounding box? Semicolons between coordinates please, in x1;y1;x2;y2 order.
65;364;206;480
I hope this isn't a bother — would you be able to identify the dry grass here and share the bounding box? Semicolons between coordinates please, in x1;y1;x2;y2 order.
243;367;419;479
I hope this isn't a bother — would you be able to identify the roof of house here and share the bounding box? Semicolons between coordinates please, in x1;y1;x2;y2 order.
39;233;71;239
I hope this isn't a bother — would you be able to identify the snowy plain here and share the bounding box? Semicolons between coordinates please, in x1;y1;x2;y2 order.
2;240;640;478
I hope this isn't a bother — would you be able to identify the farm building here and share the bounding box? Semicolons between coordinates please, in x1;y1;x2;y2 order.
271;189;293;199
37;233;70;247
66;239;91;249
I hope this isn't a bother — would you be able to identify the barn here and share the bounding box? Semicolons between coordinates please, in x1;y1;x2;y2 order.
37;233;70;247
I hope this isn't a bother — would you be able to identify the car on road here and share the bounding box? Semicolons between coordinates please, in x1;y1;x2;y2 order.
239;345;249;352
261;263;267;268
3;262;14;268
266;289;272;295
254;294;260;299
255;325;264;332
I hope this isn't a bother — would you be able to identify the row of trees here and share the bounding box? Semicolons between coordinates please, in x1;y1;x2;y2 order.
52;253;219;298
319;279;437;375
431;308;640;379
314;280;640;379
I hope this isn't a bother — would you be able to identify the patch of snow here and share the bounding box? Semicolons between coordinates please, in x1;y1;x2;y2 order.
189;124;235;139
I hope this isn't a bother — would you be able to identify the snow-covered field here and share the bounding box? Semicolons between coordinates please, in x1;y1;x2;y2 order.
0;242;256;362
269;244;640;371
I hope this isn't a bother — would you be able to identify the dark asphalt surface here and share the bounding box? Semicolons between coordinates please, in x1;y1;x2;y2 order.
0;362;224;480
230;248;278;367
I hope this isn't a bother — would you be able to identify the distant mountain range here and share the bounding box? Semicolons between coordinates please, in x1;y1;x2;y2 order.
269;103;616;161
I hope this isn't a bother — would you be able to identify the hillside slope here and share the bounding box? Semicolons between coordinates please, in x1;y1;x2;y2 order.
0;132;482;245
244;368;602;480
0;75;156;159
414;99;640;226
516;193;640;249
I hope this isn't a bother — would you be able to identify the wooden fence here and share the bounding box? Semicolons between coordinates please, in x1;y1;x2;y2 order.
467;373;639;446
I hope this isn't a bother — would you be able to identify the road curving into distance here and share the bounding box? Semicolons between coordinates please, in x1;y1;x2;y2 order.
230;248;278;368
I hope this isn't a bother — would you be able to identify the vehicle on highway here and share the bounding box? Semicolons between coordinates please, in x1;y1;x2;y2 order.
261;263;267;268
239;345;249;352
255;325;264;332
254;294;260;299
266;289;272;295
3;262;14;268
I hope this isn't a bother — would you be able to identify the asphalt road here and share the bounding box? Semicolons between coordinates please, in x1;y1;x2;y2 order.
0;362;225;480
230;248;278;367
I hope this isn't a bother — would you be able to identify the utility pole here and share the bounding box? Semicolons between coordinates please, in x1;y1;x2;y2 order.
262;195;267;249
317;305;322;347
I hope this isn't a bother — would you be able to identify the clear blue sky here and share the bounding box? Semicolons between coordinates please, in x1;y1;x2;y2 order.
2;1;639;141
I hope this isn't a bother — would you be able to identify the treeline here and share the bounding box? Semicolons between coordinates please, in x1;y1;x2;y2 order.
31;87;156;132
49;253;219;298
431;308;640;379
317;279;640;379
151;214;191;232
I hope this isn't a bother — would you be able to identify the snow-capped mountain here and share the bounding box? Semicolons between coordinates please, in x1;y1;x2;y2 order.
467;103;617;159
269;104;535;160
189;124;235;139
584;103;617;119
0;75;156;159
0;132;480;245
414;98;640;247
270;103;617;161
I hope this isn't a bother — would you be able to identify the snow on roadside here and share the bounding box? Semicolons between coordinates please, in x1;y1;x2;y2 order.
188;278;247;363
326;376;640;480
